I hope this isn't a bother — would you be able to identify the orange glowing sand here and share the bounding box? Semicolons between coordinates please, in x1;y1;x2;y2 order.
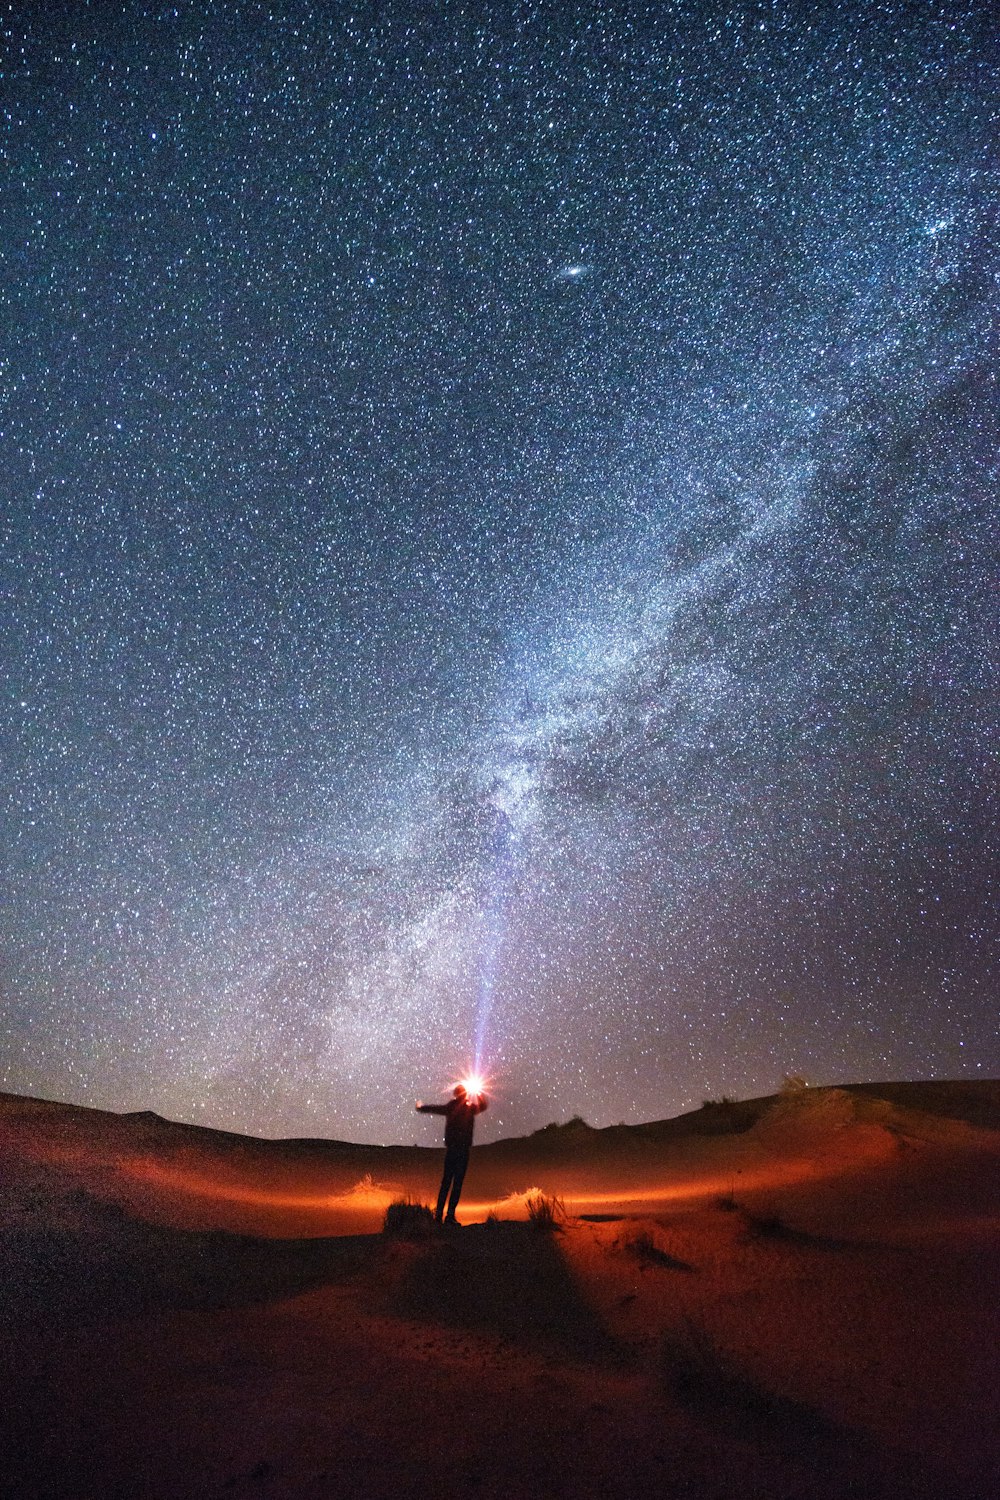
2;1081;998;1500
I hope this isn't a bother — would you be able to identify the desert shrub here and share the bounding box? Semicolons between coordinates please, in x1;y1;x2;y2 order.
663;1319;838;1444
696;1098;758;1136
382;1198;435;1239
739;1210;835;1247
628;1227;656;1257
626;1229;694;1271
716;1188;740;1212
744;1210;787;1239
524;1190;565;1230
530;1114;591;1136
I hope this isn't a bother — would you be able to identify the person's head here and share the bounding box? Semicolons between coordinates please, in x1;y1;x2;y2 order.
453;1083;467;1099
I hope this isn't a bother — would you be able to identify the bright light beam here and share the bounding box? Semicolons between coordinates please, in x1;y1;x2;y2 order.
473;808;517;1073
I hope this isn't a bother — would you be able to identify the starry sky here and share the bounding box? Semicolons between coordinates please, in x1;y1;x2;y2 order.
2;1;997;1144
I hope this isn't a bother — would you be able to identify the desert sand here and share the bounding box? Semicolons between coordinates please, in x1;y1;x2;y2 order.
2;1080;998;1499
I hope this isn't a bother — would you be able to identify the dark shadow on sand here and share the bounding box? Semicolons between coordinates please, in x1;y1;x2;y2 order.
0;1183;370;1330
736;1207;861;1251
663;1323;981;1500
388;1219;624;1364
623;1228;696;1272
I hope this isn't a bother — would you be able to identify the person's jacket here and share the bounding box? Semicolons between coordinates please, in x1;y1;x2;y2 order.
418;1094;488;1150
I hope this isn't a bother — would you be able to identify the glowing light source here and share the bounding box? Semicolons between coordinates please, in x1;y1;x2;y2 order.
460;1072;487;1099
473;807;517;1070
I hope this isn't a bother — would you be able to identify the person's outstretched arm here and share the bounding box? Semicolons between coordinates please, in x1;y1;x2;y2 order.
416;1101;448;1114
473;1095;489;1114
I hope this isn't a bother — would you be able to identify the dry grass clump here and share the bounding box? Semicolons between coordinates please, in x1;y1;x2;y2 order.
742;1209;789;1240
625;1228;694;1272
531;1114;592;1136
695;1097;759;1135
524;1190;565;1230
382;1198;435;1239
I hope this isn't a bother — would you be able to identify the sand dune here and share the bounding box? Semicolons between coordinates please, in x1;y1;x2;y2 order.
2;1081;998;1498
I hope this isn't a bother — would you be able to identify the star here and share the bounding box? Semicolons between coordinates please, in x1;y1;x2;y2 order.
0;2;994;1144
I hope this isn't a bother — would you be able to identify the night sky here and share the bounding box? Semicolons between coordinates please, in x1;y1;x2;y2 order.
2;2;997;1144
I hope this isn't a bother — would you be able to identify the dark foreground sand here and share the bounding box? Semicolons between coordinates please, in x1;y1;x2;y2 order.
2;1081;998;1499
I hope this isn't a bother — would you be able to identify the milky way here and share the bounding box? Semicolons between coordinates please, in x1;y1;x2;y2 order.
2;2;997;1143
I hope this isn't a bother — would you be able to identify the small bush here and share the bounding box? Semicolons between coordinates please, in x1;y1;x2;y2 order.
741;1209;818;1244
745;1210;786;1239
531;1114;591;1136
626;1229;694;1271
382;1198;435;1238
525;1190;565;1230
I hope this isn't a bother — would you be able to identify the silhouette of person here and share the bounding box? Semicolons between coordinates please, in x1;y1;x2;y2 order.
416;1083;489;1224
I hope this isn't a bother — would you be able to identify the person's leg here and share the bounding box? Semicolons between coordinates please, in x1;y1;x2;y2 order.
435;1158;453;1222
445;1151;469;1220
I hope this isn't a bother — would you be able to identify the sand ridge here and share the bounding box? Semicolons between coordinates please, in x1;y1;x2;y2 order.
2;1081;998;1498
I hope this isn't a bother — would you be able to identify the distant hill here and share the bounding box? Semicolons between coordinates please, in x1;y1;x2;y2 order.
1;1076;997;1156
